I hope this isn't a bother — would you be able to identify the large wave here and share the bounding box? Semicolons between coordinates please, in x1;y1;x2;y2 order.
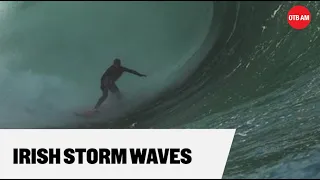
1;1;320;178
0;1;213;128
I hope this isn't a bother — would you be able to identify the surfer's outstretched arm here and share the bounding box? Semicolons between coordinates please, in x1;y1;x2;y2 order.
123;67;146;77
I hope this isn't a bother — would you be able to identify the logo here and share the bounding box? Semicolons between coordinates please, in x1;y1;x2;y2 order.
287;5;311;30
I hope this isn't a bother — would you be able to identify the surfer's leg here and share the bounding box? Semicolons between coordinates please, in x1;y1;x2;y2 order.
94;89;108;110
110;84;122;100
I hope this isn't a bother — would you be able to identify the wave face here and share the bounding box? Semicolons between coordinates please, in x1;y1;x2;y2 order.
1;1;320;178
0;1;213;127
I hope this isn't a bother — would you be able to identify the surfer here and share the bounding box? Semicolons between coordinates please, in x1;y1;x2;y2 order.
93;58;147;111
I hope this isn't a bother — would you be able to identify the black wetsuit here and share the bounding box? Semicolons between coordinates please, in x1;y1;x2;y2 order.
94;65;144;109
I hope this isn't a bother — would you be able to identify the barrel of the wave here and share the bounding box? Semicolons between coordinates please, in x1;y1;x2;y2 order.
287;5;311;30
